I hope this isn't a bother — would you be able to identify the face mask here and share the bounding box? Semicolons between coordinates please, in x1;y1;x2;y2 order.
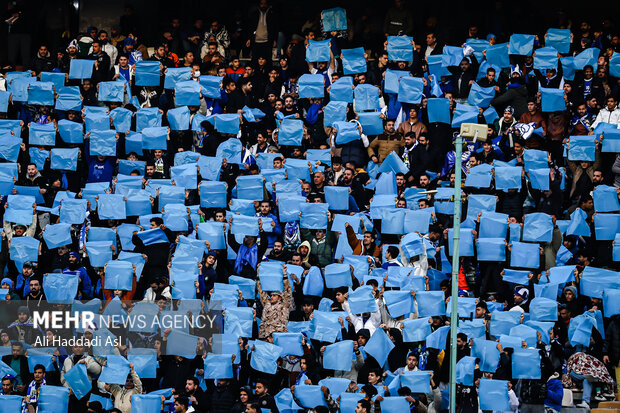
193;71;201;78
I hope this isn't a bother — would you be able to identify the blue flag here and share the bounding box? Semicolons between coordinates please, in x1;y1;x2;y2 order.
306;39;331;62
568;136;595;161
397;77;424;104
299;74;325;98
534;47;559;70
427;98;451;124
278;118;304;145
341;47;366;75
546;28;571;53
164;67;192;89
354;84;380;111
55;86;82;111
28;81;55;106
323;340;354;371
479;379;510;411
37;386;70;413
540;87;566;112
387;36;413;61
98;81;125;102
199;75;222;98
329;76;354;102
467;83;495;107
29;122;56;146
322;7;347;31
68;60;94;79
365;328;395;367
135;61;161;86
175;80;201;106
509;34;535;55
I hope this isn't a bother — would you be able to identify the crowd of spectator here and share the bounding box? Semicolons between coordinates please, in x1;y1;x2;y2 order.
1;1;620;413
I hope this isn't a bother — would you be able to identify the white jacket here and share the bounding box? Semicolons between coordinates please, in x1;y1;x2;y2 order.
592;107;620;129
113;65;134;84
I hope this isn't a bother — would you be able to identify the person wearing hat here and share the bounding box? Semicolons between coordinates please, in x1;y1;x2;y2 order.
1;278;18;302
255;263;292;339
63;251;93;299
196;251;218;299
122;37;143;65
559;284;586;317
490;66;528;120
7;306;42;344
510;286;530;312
3;206;37;243
66;39;79;61
231;386;253;413
99;362;142;413
495;106;520;159
0;278;19;327
0;374;19;399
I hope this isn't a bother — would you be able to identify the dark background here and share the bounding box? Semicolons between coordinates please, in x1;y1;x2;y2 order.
2;0;620;63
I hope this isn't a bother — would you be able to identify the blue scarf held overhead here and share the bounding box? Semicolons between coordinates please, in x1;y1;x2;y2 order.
234;243;258;275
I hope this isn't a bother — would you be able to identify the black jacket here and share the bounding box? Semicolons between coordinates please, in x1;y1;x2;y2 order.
491;84;528;120
1;355;32;386
448;54;479;99
604;315;620;364
88;52;111;84
410;143;440;176
30;53;55;74
573;73;605;104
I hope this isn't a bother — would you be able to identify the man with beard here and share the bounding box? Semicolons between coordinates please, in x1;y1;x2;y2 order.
66;39;79;61
2;342;31;394
121;37;143;65
183;377;209;412
88;40;111;84
256;200;280;248
569;102;595;135
48;244;71;273
344;222;381;262
17;163;46;191
340;167;369;210
415;172;434;190
142;276;172;302
367;120;404;164
7;306;42;344
24;277;46;312
88;30;117;69
410;134;440;176
30;44;55;75
63;252;93;299
264;239;291;262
